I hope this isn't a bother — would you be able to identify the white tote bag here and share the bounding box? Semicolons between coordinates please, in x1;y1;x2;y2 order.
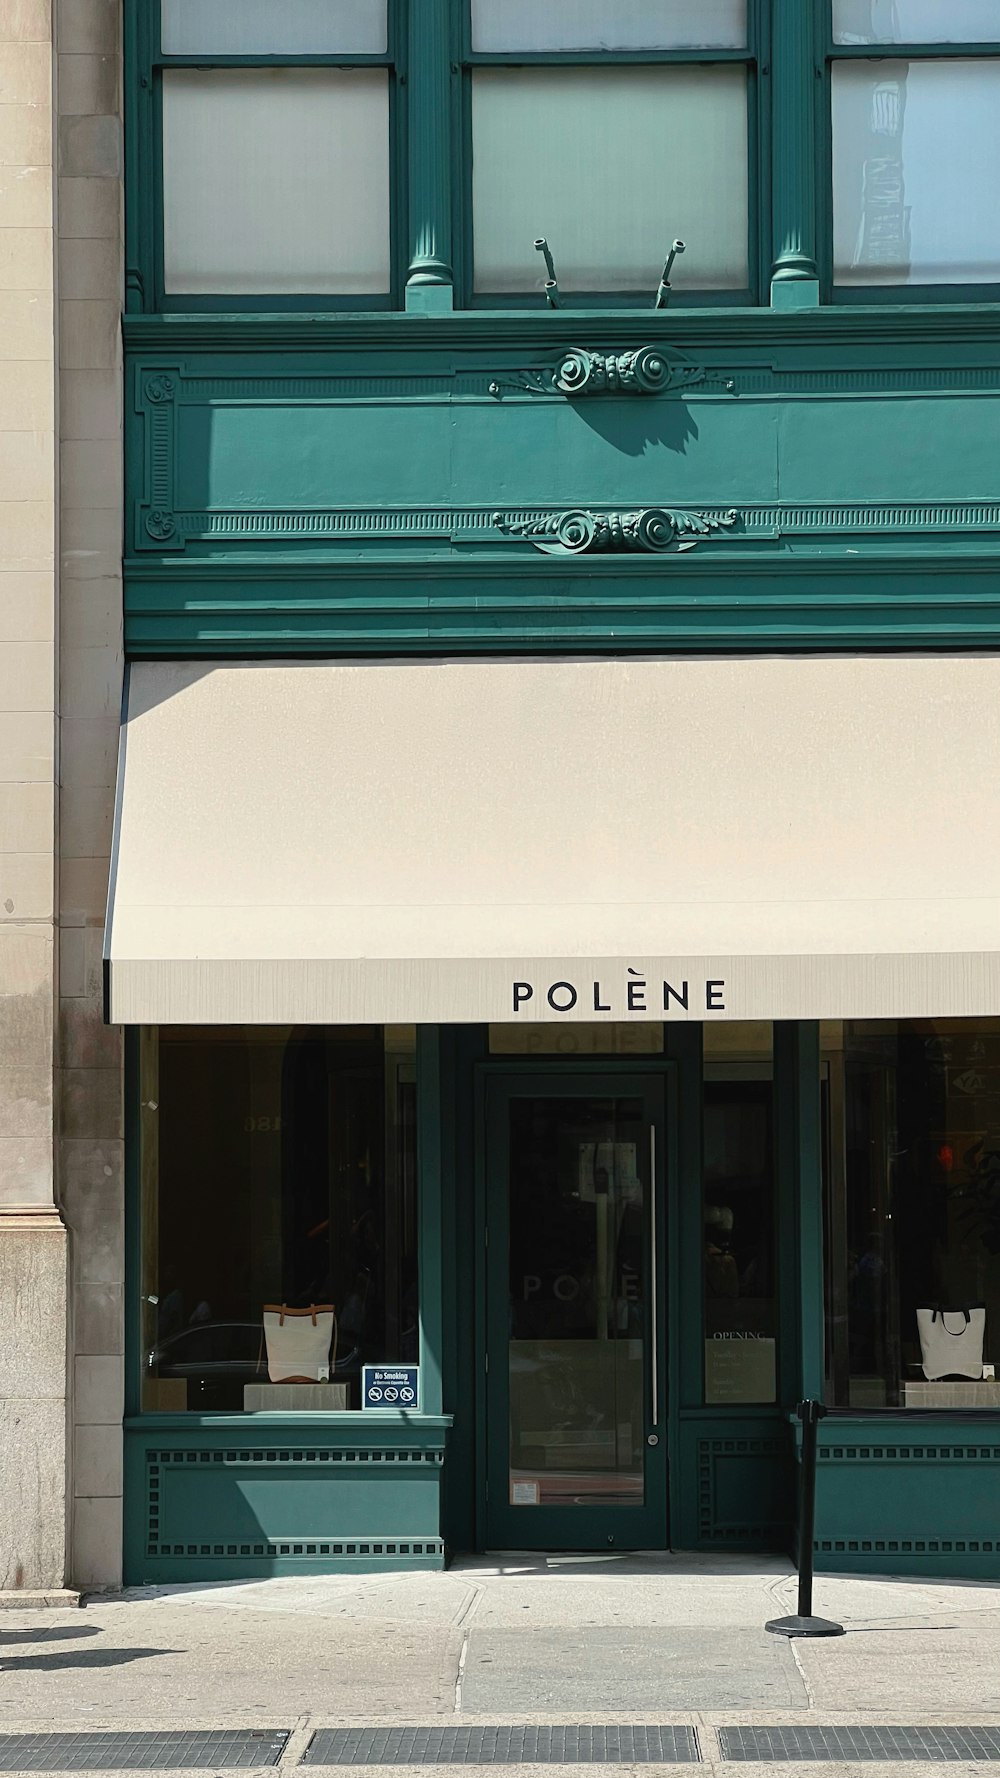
916;1305;985;1381
262;1304;337;1383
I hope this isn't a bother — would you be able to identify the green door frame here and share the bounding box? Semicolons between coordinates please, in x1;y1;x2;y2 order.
476;1064;675;1551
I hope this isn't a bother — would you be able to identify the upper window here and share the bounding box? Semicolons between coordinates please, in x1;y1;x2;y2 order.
833;1;1000;45
467;2;753;302
154;0;394;306
160;0;388;54
130;2;1000;312
470;1;748;52
830;3;1000;289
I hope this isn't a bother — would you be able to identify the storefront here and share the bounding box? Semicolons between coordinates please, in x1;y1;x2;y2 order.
105;656;1000;1582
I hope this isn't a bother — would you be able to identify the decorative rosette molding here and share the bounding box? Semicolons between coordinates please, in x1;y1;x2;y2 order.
492;506;740;555
490;346;734;399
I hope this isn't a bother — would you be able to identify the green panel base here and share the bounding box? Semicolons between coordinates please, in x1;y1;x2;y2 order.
673;1415;794;1553
124;1415;449;1584
813;1417;1000;1579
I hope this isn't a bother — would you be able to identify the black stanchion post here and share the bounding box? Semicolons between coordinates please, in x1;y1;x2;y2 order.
766;1399;845;1639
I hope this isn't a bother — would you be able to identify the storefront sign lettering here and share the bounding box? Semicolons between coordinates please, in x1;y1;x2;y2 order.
512;974;726;1016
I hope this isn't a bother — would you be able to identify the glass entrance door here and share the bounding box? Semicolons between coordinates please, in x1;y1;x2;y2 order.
484;1073;668;1550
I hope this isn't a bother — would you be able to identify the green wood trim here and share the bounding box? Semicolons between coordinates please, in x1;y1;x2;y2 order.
439;1027;485;1553
123;1027;143;1418
775;1022;824;1403
830;42;1000;59
123;0;154;311
770;0;821;297
124;553;1000;657
664;1025;704;1413
124;1413;451;1441
673;1413;793;1550
120;308;1000;347
406;0;453;302
416;1027;446;1416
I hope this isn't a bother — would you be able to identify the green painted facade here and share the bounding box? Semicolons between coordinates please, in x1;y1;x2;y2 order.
121;0;1000;1583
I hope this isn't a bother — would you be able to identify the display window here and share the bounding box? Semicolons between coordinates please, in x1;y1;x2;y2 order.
139;1025;417;1413
702;1022;777;1405
824;1019;1000;1409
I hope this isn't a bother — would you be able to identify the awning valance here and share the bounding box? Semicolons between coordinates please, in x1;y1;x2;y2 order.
105;656;1000;1025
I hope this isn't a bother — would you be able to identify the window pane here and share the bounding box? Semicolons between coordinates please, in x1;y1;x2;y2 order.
703;1024;777;1406
508;1097;647;1507
834;1;1000;44
472;0;746;51
161;0;387;55
141;1027;418;1413
832;60;1000;284
162;68;390;294
472;66;748;292
824;1019;1000;1411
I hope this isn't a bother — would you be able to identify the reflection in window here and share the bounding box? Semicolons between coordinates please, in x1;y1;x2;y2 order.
834;0;1000;44
507;1097;646;1506
832;60;1000;284
824;1020;1000;1409
703;1024;777;1404
140;1026;417;1412
472;65;748;293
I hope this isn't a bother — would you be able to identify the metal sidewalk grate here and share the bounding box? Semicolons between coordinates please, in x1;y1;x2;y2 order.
304;1726;701;1765
0;1731;289;1771
719;1726;1000;1763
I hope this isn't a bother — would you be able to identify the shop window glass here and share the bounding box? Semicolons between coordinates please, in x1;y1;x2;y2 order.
472;65;748;293
162;68;391;294
140;1026;417;1413
161;0;388;54
834;1;1000;44
832;60;1000;284
471;0;747;52
703;1023;777;1405
824;1020;1000;1410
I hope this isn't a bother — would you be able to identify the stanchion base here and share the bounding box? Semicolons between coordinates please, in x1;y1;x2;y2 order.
766;1614;845;1638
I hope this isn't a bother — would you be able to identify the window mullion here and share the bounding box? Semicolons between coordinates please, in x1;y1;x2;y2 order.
769;0;822;306
405;0;454;309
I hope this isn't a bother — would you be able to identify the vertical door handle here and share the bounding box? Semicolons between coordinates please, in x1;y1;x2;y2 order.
649;1123;659;1427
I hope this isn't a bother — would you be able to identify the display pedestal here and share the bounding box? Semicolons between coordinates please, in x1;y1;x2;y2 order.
243;1383;349;1411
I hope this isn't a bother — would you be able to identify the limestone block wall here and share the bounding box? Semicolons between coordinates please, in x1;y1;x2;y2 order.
0;0;125;1595
56;0;125;1591
0;0;67;1593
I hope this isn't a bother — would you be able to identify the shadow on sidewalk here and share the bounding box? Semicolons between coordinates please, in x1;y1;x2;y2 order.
0;1649;176;1673
0;1627;101;1646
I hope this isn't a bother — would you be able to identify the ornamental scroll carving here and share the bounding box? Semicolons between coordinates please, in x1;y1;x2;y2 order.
489;346;734;400
492;507;740;556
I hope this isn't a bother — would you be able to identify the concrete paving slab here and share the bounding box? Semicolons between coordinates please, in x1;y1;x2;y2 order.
459;1628;806;1715
5;1557;1000;1742
121;1577;478;1629
0;1607;461;1725
795;1617;1000;1715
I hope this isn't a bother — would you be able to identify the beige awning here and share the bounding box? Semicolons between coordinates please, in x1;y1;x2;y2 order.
105;656;1000;1025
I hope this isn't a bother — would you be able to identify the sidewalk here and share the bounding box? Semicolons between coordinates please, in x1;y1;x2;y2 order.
2;1556;1000;1771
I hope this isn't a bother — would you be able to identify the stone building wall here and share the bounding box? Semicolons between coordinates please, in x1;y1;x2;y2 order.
0;0;125;1596
56;0;125;1592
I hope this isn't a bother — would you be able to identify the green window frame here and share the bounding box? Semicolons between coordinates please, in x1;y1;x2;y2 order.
456;0;769;309
124;1;1000;315
126;0;404;312
822;9;1000;304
